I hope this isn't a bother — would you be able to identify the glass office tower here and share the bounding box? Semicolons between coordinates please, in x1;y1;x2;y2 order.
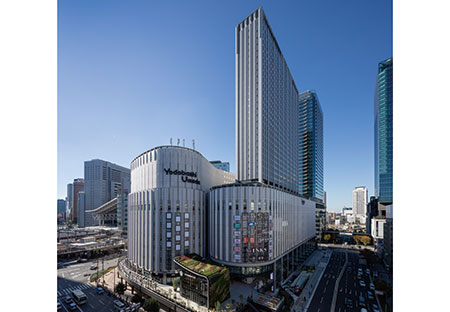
374;58;393;204
298;91;324;201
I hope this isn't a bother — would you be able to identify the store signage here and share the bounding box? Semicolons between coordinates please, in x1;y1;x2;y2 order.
248;222;255;227
234;223;241;229
164;168;200;185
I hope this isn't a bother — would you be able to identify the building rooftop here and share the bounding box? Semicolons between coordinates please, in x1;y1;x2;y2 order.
174;254;227;278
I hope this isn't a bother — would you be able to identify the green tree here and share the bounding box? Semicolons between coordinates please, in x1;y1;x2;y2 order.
131;292;143;304
115;282;126;295
323;234;331;241
215;301;221;312
143;298;160;312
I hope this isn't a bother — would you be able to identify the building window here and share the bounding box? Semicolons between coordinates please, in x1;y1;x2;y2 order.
167;232;172;238
176;225;181;232
176;235;181;241
176;244;181;251
185;222;189;228
176;216;181;222
185;231;189;238
185;241;189;247
166;241;172;247
166;212;172;219
184;212;189;219
166;223;172;229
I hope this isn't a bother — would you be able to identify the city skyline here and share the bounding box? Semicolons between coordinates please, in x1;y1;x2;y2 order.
58;0;393;212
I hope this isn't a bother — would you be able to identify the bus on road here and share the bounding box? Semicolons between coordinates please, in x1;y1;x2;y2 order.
71;289;87;305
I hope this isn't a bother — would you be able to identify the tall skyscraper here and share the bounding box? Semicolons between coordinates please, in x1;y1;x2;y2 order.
66;183;73;219
235;7;299;193
299;90;324;201
374;58;393;204
72;178;84;223
83;159;130;227
353;186;368;216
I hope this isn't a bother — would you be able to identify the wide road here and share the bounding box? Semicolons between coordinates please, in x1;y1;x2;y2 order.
335;250;380;312
57;257;125;312
308;248;346;312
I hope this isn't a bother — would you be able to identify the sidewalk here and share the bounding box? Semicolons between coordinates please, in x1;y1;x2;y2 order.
292;248;333;312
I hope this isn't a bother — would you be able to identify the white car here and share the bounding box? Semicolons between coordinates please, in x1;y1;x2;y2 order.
373;304;381;312
359;280;366;287
370;282;375;290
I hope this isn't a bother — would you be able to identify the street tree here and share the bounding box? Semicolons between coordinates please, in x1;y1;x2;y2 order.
143;298;160;312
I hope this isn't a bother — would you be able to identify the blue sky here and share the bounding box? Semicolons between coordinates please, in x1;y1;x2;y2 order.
58;0;392;212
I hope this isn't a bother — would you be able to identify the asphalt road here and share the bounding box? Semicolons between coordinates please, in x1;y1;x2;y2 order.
57;257;126;312
308;249;346;312
335;249;380;312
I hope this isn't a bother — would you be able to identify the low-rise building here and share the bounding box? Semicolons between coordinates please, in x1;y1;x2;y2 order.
174;254;230;308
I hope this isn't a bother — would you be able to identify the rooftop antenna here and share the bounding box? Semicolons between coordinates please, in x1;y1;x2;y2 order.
177;138;180;146
170;138;173;145
182;139;185;147
192;139;195;150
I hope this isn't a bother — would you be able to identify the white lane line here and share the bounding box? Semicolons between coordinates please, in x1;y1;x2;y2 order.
57;291;61;296
88;303;95;309
99;299;105;305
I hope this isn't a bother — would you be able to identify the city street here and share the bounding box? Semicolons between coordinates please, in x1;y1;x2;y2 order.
308;249;346;311
57;257;123;312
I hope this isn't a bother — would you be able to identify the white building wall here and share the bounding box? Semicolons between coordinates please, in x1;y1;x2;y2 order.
208;184;315;267
128;146;235;275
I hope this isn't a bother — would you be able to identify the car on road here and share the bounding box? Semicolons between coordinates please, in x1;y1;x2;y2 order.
359;296;366;307
65;295;73;303
360;309;368;312
90;264;98;270
69;302;78;311
114;300;126;311
57;301;62;310
367;290;374;300
372;303;381;312
357;273;362;280
370;282;375;290
345;298;353;308
97;287;104;294
360;280;366;287
366;268;370;274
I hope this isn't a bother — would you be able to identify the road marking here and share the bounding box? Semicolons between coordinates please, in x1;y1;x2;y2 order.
57;291;61;296
89;303;95;309
320;296;323;303
99;299;105;305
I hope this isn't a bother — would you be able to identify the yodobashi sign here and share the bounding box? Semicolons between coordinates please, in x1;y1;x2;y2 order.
164;168;200;185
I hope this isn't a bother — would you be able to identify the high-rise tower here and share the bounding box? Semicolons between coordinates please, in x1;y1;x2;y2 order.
235;7;299;193
298;90;324;201
375;58;393;204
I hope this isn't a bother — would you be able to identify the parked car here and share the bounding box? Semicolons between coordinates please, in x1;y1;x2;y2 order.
57;301;62;310
373;303;381;312
69;302;78;311
97;287;104;295
65;295;73;303
370;282;375;290
360;280;366;287
367;290;374;300
366;268;370;274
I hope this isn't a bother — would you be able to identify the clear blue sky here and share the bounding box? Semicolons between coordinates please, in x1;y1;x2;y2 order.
58;0;392;212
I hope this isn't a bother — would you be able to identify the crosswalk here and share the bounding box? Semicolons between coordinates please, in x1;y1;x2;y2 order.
57;283;94;297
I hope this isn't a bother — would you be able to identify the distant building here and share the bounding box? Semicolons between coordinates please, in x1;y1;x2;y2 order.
117;193;128;236
72;178;84;224
77;191;86;227
83;159;130;227
371;218;386;239
209;161;230;173
57;199;66;219
366;196;379;234
66;183;73;219
353;186;368;217
342;207;352;216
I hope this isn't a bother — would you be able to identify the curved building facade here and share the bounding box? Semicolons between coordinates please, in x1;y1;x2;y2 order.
128;146;235;281
208;182;316;282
